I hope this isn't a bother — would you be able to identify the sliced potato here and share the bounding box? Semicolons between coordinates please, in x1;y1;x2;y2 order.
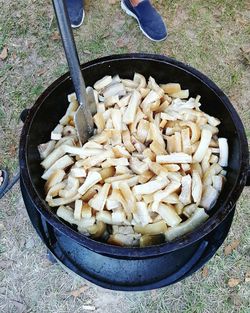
139;234;165;247
42;74;227;247
134;220;167;235
165;208;209;241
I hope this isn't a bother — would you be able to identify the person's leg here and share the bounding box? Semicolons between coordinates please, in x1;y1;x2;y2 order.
65;0;85;29
121;0;167;41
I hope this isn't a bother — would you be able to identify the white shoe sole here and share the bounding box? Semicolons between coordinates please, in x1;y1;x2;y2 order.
71;10;85;28
121;0;167;42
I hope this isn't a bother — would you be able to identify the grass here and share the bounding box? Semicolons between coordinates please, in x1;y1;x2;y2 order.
0;0;249;312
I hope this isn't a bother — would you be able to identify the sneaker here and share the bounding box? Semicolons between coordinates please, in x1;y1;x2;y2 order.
65;0;85;28
0;169;9;199
121;0;167;41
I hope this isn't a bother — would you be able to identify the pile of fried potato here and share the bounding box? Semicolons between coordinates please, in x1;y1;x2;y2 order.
38;73;229;247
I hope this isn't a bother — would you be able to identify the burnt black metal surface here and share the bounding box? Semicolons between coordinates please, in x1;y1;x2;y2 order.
19;54;249;290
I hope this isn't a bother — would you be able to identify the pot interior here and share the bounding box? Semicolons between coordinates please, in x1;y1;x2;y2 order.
22;54;246;248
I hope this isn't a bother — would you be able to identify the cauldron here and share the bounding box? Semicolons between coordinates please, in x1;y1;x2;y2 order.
19;54;249;291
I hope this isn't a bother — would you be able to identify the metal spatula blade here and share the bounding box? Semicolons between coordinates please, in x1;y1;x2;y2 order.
74;104;93;145
52;0;95;145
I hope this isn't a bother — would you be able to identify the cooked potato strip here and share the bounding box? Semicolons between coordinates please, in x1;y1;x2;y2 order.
55;137;76;150
141;90;160;109
105;95;119;107
38;140;56;160
109;189;131;219
209;154;219;164
111;109;122;131
170;89;189;99
200;185;219;210
179;175;192;206
158;203;182;227
203;163;222;185
134;220;167;235
74;199;83;220
48;193;81;207
122;129;135;152
115;165;131;175
65;145;104;158
181;163;190;172
119;181;136;211
201;148;212;173
133;202;152;226
94;75;112;90
41;145;66;170
70;167;86;178
81;185;101;202
162;193;179;204
59;176;79;198
101;157;129;168
153;181;181;205
112;176;139;189
204;114;221;127
57;205;75;224
139;234;165;247
181;128;192;154
42;155;74;180
87;221;106;238
212;175;225;192
148;76;164;97
45;169;65;193
51;124;63;140
108;233;141;247
157;153;192;164
164;164;180;172
78;216;96;230
81;203;92;219
46;182;66;202
88;183;111;211
93;112;105;133
136;119;149;143
209;138;219;148
78;171;102;195
118;94;131;108
218;138;229;167
123;90;141;124
191;163;203;178
112;209;127;225
160;83;181;94
193;127;212;163
96;211;112;224
133;73;146;89
129;157;149;175
183;204;197;218
105;173;132;183
165;208;209;241
133;177;169;195
150;140;167;155
59;97;78;125
82;150;114;169
192;170;202;204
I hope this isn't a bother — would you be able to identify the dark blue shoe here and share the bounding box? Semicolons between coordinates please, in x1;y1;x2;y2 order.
121;0;167;41
65;0;85;28
0;169;9;199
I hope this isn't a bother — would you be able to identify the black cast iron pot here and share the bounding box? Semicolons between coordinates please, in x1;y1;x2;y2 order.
19;54;249;291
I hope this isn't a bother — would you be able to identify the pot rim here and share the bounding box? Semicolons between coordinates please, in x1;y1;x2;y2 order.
19;53;249;258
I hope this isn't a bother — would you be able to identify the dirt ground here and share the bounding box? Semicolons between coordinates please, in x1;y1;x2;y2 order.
0;0;249;312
